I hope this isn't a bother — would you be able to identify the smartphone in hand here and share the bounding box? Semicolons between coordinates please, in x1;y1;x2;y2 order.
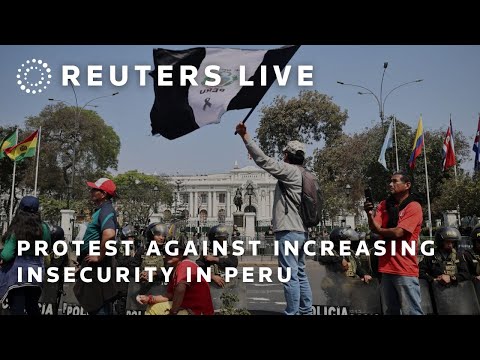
364;187;373;204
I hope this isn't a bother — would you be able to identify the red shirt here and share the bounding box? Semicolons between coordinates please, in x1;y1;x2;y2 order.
167;259;214;315
374;200;423;277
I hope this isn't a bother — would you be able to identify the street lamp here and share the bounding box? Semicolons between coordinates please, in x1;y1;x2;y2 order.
345;184;352;197
48;84;119;209
246;183;254;210
337;62;423;132
153;185;159;213
66;184;73;209
174;179;184;219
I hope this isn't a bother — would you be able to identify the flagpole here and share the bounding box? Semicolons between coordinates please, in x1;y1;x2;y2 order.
234;106;258;135
422;122;433;238
8;128;19;224
34;127;41;197
393;116;399;172
233;45;301;136
448;114;461;227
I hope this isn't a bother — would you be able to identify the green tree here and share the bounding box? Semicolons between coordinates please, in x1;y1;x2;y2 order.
113;170;173;227
312;117;471;223
433;172;480;219
24;103;121;204
256;90;348;159
0;126;49;215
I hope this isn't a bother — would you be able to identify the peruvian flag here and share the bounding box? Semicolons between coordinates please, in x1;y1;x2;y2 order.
442;118;456;171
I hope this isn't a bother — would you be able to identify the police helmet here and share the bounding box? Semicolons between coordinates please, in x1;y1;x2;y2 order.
470;226;480;245
49;225;65;242
146;222;169;241
434;227;461;247
208;225;229;242
329;227;360;242
121;225;138;240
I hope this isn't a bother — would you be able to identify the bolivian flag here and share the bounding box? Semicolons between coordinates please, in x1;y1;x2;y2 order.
5;130;38;162
0;130;17;160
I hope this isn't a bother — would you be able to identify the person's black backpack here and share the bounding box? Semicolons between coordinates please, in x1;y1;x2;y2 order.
279;166;323;228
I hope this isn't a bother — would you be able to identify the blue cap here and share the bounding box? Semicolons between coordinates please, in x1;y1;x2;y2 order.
19;196;40;213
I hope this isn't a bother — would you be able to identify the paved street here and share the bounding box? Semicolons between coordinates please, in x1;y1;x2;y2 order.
239;259;325;315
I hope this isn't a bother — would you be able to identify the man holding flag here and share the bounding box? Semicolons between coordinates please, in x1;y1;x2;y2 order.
149;45;300;140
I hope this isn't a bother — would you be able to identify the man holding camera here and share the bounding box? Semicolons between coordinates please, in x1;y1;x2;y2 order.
364;171;424;315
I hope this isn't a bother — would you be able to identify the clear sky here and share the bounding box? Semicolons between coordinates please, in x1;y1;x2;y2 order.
1;45;479;175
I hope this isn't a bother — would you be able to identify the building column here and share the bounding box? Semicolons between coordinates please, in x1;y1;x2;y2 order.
194;191;198;218
261;190;265;217
227;189;231;218
212;191;217;220
208;191;212;218
189;192;194;220
269;190;274;218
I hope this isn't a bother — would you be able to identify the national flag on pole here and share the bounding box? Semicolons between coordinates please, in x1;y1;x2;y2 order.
442;119;456;171
378;119;393;171
474;115;480;171
149;45;300;140
4;130;39;162
408;117;424;170
0;130;17;160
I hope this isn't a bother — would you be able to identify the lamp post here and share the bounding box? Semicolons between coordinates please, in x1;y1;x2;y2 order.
153;185;159;213
49;84;119;209
174;179;184;220
246;183;254;210
345;184;352;197
337;62;423;132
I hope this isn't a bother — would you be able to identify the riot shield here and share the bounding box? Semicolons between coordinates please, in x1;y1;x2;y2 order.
472;279;480;307
125;281;167;315
38;278;62;315
210;276;247;313
431;280;480;315
317;264;381;315
419;279;434;315
58;282;88;315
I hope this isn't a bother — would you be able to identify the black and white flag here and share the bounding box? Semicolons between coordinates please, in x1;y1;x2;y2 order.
149;45;300;140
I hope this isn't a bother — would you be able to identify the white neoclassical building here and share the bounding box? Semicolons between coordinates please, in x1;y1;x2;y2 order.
157;162;277;230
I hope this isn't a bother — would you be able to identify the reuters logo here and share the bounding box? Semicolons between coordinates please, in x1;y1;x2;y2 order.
16;58;52;95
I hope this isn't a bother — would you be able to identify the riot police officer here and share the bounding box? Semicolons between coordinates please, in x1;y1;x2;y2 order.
463;226;480;281
358;232;380;279
196;225;238;288
131;222;169;294
419;227;471;286
318;227;372;283
46;225;68;314
115;225;138;315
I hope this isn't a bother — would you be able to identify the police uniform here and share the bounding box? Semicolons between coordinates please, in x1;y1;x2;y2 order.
114;225;138;315
317;227;370;279
196;225;241;311
130;223;168;295
463;226;480;278
419;227;471;285
196;246;239;283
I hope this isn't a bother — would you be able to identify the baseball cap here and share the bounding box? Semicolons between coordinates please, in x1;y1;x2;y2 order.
86;178;117;197
283;140;306;155
19;196;40;213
